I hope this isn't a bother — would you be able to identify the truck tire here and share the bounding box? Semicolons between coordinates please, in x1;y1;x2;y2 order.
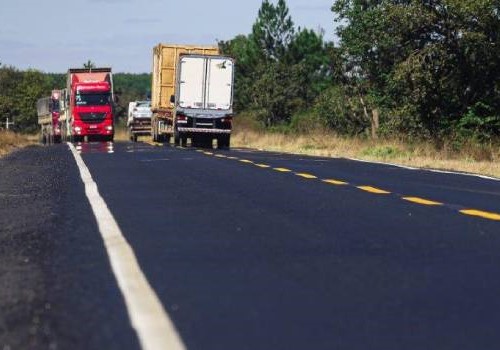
217;135;230;149
174;131;180;146
191;135;201;148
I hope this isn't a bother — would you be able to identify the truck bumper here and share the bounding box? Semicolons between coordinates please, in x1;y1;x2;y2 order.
177;128;231;134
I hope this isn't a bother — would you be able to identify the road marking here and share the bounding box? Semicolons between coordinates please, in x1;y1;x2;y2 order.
402;197;443;206
323;179;349;185
196;150;204;153
203;152;214;156
200;150;500;222
295;173;317;179
345;157;500;182
274;167;292;172
357;186;391;194
68;143;186;350
460;209;500;221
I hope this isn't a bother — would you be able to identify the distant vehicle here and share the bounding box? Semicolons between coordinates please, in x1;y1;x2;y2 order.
127;100;152;142
65;68;115;142
150;44;235;148
127;101;137;123
37;90;62;144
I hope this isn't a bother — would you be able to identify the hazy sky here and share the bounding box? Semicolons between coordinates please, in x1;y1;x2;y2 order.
0;0;335;73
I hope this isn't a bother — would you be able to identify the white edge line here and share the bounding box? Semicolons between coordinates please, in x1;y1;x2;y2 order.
237;147;500;182
68;142;186;350
344;157;500;182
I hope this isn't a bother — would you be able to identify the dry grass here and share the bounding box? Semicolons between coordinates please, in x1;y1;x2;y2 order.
231;128;500;179
114;126;130;142
0;130;37;157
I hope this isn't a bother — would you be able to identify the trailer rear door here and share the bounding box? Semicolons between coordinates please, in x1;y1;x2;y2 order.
178;57;205;109
206;57;234;110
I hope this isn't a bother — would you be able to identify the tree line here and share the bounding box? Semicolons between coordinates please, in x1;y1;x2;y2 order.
220;0;500;143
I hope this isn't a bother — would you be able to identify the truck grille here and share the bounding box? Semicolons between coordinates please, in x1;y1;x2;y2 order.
80;113;106;123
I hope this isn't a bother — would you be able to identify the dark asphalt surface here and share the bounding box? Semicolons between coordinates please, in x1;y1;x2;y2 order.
1;141;500;349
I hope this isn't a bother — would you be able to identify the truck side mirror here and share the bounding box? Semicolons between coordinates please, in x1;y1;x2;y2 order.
170;95;175;104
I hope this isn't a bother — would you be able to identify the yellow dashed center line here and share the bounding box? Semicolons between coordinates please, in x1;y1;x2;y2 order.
402;197;443;206
323;179;349;185
357;186;391;194
273;168;292;173
460;209;500;221
295;173;317;179
192;149;499;223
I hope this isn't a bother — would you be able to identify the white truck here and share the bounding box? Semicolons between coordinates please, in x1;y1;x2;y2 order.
172;54;235;148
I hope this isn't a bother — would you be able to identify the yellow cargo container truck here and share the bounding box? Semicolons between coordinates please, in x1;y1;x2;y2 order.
150;43;235;148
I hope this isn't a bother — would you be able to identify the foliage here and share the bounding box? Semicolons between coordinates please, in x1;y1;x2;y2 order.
0;66;50;132
332;0;500;140
314;85;369;135
83;60;96;69
220;0;335;127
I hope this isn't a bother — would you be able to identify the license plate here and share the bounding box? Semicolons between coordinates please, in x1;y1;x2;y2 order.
89;125;98;129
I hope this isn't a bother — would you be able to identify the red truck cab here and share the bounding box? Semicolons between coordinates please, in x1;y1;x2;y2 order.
68;68;114;142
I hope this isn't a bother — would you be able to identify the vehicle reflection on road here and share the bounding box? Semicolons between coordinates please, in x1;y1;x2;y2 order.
74;142;114;154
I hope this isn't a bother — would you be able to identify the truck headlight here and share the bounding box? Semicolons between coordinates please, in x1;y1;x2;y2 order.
106;126;113;131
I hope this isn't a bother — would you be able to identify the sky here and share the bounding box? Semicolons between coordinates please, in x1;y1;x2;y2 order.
0;0;336;73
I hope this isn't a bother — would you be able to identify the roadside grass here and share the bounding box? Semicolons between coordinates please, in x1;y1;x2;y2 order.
114;126;129;142
231;125;500;179
0;130;37;157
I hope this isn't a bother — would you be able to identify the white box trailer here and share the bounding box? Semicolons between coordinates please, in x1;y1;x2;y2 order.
173;55;235;148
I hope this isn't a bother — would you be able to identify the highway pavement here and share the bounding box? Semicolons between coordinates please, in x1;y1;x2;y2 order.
1;141;500;349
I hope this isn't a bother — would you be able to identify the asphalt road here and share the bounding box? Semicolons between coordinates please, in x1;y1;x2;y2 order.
1;141;500;350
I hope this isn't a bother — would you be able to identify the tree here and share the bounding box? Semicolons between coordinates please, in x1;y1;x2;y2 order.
252;0;295;61
83;60;96;69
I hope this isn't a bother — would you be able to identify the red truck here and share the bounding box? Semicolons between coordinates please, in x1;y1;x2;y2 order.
66;68;114;142
37;90;62;144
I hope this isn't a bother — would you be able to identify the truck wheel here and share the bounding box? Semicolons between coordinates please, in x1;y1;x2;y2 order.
54;136;62;144
217;135;230;149
132;134;138;142
174;132;180;146
191;135;201;148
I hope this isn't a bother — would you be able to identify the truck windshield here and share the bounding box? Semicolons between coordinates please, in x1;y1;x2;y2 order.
75;93;111;106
